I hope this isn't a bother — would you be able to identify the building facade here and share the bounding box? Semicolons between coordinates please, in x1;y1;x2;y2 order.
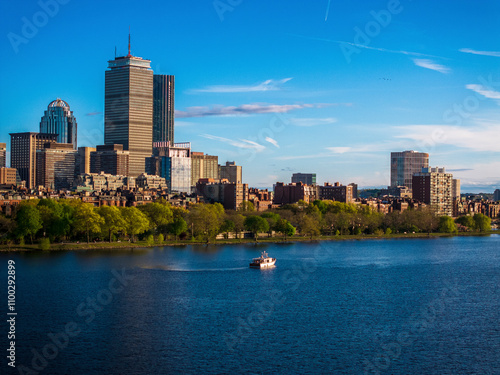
412;167;453;216
104;49;153;176
147;142;191;193
75;173;135;191
90;145;129;176
0;168;17;185
273;182;317;205
0;143;6;168
317;182;354;203
291;173;316;185
390;150;429;192
153;74;175;145
494;189;500;202
78;147;96;175
39;98;78;149
10;132;58;189
191;152;219;187
36;143;78;190
196;179;249;210
219;161;242;184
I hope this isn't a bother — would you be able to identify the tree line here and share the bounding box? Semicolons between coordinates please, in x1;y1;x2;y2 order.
0;198;493;247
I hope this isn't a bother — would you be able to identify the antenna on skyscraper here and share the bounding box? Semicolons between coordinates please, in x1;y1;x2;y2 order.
114;46;117;59
128;26;131;57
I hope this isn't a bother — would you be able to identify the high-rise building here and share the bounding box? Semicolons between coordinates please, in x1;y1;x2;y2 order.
90;145;129;176
78;147;96;175
104;39;153;177
0;143;6;168
494;189;500;202
219;161;242;184
412;167;453;216
147;142;191;193
36;143;78;190
292;173;316;185
39;99;78;149
153;74;174;145
452;179;461;199
10;132;58;189
191;152;218;187
390;150;429;192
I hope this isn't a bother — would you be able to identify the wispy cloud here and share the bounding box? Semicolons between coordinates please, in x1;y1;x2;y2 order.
176;103;332;118
412;59;451;74
459;48;500;57
466;84;500;101
326;147;351;154
201;134;266;152
290;117;337;127
265;137;279;148
289;34;445;59
190;78;292;93
86;111;102;116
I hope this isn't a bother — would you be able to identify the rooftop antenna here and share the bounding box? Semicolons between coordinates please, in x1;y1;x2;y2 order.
114;46;117;59
127;26;131;57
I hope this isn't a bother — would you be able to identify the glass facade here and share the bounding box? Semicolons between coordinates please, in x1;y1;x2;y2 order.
153;75;175;145
390;151;429;191
39;99;77;149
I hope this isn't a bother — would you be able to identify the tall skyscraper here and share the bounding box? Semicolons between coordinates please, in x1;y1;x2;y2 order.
0;143;6;168
90;145;129;176
412;167;453;216
10;132;58;189
390;150;429;191
39;99;78;149
153;74;175;145
105;37;153;177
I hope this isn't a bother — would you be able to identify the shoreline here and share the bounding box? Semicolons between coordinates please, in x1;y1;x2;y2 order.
0;231;497;252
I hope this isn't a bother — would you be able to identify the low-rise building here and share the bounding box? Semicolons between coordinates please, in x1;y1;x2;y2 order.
273;182;316;205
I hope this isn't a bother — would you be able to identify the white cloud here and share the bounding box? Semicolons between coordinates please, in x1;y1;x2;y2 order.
459;48;500;57
176;103;330;118
290;117;337;127
265;137;279;148
412;59;451;74
191;78;292;93
201;134;266;152
466;84;500;101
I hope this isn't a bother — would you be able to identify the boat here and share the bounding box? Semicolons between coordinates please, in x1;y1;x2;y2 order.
249;251;276;269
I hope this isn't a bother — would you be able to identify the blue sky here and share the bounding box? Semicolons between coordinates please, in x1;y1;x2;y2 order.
1;0;500;192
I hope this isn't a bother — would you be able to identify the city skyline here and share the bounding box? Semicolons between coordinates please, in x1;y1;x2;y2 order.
1;1;500;192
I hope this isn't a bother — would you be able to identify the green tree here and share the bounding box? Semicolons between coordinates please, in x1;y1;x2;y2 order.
238;200;255;212
72;203;104;243
438;216;457;233
226;211;245;239
15;204;42;243
455;215;474;230
145;234;155;246
139;202;173;233
299;215;320;239
473;213;491;232
121;207;150;242
157;233;164;244
261;212;280;237
38;237;50;250
275;218;296;240
220;219;235;239
188;203;224;242
244;215;269;240
167;216;188;241
98;206;125;242
0;215;15;243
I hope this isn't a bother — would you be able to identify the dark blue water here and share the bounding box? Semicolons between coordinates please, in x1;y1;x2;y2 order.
1;235;500;374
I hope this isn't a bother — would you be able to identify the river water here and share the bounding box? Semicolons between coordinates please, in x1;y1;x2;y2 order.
1;235;499;374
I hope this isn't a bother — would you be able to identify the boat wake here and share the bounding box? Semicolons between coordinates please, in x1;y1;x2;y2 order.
141;265;247;272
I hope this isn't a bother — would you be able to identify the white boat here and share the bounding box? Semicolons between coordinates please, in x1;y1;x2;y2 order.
249;251;276;269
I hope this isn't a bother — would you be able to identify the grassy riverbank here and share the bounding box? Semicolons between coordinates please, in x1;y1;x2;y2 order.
0;231;497;252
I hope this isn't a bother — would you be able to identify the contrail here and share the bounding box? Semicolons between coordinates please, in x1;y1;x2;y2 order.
325;0;331;21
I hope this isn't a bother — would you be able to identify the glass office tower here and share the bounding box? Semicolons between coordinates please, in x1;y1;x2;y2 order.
39;98;77;149
153;74;175;145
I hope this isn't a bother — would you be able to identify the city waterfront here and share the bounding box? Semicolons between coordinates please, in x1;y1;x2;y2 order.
1;235;499;374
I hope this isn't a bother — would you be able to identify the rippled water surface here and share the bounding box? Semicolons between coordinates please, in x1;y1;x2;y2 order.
1;235;499;374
